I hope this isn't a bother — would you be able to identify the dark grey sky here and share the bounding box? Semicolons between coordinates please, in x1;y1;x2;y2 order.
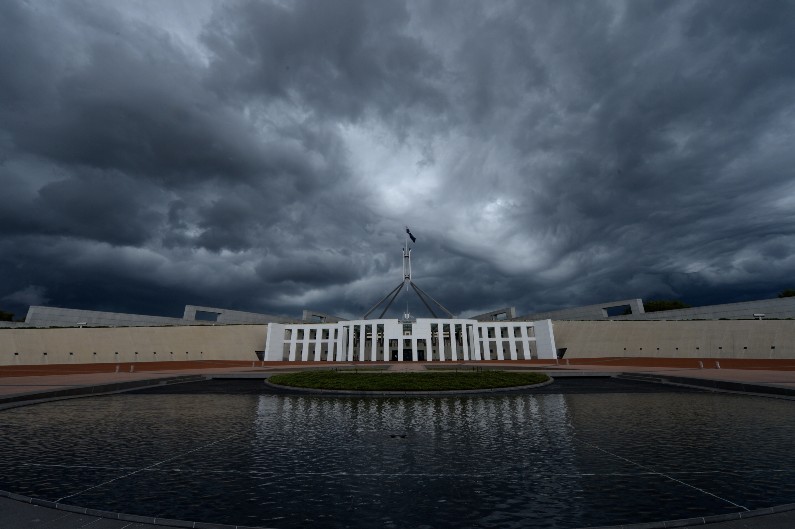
2;0;794;320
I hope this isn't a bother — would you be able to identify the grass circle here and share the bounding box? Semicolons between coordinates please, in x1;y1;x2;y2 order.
268;370;549;391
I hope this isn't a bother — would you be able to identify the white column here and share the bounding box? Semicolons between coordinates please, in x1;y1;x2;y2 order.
509;326;518;360
437;325;444;361
289;328;297;361
313;335;320;361
337;327;346;362
264;323;285;361
370;324;377;362
412;339;418;361
473;326;483;361
450;324;459;361
301;332;310;361
462;325;470;361
519;326;530;360
347;326;355;361
436;325;444;361
398;339;404;362
534;319;557;359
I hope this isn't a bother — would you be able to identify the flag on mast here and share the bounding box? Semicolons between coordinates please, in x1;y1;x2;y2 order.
406;227;416;243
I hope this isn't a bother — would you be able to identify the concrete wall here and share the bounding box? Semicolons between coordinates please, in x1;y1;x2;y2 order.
471;307;517;321
23;305;297;328
611;297;795;321
24;306;203;328
0;325;267;366
301;310;346;323
554;320;795;358
516;297;795;322
516;299;645;321
183;305;297;324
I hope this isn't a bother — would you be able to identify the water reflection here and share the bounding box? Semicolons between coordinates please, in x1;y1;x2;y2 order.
0;387;794;528
250;394;578;528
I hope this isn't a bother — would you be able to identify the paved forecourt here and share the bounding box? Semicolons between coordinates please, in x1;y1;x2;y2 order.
2;360;795;529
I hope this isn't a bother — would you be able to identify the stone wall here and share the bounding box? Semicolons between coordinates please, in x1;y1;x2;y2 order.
2;320;794;366
0;325;267;366
554;320;795;358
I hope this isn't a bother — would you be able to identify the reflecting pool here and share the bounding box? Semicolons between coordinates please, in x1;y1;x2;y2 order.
0;378;794;528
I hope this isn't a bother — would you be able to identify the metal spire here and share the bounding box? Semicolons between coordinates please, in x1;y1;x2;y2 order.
362;228;454;320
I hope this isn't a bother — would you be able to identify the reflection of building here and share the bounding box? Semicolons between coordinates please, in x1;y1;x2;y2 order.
251;392;578;527
263;318;556;362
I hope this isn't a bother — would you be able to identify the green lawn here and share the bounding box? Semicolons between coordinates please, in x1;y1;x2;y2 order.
268;370;549;391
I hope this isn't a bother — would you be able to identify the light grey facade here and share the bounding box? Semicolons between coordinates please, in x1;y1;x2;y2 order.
21;305;296;328
470;307;517;321
301;310;346;323
24;306;195;328
182;305;297;324
514;299;645;321
611;297;795;321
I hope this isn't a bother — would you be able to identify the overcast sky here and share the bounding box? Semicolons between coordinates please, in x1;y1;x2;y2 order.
2;0;794;320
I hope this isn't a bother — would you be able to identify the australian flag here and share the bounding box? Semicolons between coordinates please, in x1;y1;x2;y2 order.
406;227;416;243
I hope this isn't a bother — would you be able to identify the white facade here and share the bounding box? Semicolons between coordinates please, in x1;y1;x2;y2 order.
264;318;557;362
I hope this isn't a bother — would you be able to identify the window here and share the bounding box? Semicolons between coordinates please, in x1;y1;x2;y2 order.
604;305;632;317
195;310;220;322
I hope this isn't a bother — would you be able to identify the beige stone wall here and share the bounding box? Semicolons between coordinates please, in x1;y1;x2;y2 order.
2;320;794;365
554;320;795;358
0;325;267;366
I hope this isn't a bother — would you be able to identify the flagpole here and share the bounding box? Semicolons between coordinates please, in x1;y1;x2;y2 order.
362;226;455;319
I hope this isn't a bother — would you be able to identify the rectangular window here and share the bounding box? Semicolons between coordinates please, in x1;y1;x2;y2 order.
604;305;632;317
194;310;220;322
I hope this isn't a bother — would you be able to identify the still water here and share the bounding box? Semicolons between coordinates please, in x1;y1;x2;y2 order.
0;379;793;528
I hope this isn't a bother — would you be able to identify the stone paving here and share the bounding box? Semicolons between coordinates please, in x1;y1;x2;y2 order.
2;360;795;528
387;362;427;371
0;364;266;399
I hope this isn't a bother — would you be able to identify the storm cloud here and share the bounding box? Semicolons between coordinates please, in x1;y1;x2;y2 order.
2;0;794;320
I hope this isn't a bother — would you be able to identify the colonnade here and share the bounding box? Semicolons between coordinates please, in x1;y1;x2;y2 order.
264;319;557;362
